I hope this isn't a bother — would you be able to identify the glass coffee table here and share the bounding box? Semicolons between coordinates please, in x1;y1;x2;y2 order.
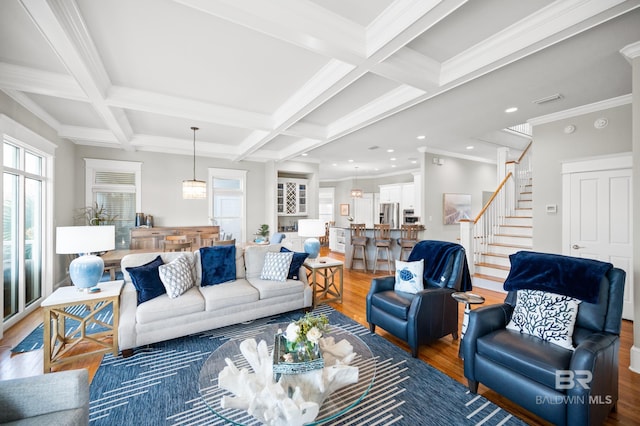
199;323;375;425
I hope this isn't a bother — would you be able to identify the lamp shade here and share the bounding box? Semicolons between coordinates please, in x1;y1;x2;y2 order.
182;179;207;199
297;219;325;259
56;226;115;290
297;219;325;237
56;226;115;254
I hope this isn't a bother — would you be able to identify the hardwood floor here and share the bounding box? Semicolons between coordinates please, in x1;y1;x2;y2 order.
1;248;638;425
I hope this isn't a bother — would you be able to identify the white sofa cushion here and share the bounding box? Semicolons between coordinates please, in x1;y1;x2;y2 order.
260;251;293;281
136;286;204;324
249;277;306;299
244;244;283;279
199;279;260;311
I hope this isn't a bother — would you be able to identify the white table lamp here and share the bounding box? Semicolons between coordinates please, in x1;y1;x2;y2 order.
56;226;115;290
297;219;325;259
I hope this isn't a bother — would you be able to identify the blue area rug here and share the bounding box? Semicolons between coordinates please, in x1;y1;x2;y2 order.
89;306;525;425
11;303;114;353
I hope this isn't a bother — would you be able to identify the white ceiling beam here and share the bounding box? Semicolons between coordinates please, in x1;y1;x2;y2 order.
233;59;358;161
19;0;134;149
106;86;274;132
174;0;365;63
0;62;86;101
441;0;636;84
370;48;441;91
58;125;118;144
2;89;61;131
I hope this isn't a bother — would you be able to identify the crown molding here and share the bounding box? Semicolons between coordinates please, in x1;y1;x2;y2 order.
2;89;60;131
528;94;632;125
620;40;640;62
0;62;85;101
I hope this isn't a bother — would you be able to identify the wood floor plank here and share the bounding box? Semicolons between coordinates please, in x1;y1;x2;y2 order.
1;247;638;425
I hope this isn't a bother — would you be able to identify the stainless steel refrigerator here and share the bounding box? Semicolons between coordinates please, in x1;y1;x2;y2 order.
379;203;400;228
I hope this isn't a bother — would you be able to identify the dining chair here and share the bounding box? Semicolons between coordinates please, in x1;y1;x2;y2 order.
212;239;236;246
163;241;192;252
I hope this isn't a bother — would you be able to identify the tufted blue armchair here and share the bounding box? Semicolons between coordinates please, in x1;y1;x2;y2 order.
366;240;472;357
463;252;625;426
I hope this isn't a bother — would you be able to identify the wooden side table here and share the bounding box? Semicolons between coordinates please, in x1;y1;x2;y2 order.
303;258;344;308
451;292;485;358
41;280;124;373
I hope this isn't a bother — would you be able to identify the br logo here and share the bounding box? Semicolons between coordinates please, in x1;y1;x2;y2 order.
555;370;593;390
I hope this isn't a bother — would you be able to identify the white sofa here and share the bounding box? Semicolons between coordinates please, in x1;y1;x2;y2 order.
118;244;312;352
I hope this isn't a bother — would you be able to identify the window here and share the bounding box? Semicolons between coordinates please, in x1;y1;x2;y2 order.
319;187;335;224
209;168;247;242
85;159;141;249
2;134;52;324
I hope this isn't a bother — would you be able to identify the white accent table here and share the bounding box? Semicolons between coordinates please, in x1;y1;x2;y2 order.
303;258;344;308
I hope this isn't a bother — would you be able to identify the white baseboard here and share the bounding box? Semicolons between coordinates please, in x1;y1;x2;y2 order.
630;345;640;374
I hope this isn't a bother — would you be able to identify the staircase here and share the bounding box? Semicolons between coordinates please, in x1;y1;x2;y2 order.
459;142;533;290
474;179;533;283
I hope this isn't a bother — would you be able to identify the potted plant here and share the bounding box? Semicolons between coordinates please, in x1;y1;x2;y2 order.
75;202;117;226
255;224;269;243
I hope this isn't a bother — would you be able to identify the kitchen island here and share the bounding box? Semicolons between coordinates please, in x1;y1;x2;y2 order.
330;226;425;272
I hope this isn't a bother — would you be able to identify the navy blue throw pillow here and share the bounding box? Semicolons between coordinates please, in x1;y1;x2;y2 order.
280;247;308;280
126;255;165;305
200;245;236;286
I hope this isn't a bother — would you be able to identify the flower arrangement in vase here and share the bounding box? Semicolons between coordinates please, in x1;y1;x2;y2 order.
283;313;329;361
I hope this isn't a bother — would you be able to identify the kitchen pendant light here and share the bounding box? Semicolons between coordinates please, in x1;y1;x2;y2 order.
182;126;207;199
350;166;363;198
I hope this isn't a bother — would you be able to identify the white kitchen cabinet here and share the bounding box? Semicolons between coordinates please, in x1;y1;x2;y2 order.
379;184;401;203
329;227;345;253
277;178;307;216
401;183;415;210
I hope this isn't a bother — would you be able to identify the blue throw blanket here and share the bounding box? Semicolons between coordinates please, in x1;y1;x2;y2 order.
504;251;612;303
408;240;472;291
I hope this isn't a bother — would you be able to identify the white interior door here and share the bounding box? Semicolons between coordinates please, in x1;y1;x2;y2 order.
354;193;374;228
568;168;633;319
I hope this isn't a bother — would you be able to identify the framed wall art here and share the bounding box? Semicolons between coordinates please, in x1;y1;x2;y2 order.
443;193;471;225
340;204;350;216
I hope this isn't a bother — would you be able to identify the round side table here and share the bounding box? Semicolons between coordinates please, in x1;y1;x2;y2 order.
451;292;485;358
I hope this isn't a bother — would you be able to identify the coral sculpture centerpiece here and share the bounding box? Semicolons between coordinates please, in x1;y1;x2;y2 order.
217;314;359;426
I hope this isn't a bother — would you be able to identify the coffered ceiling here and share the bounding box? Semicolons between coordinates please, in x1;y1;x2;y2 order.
1;0;639;180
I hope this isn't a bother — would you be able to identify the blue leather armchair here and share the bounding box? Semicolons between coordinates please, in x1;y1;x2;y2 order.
463;258;625;426
366;240;472;357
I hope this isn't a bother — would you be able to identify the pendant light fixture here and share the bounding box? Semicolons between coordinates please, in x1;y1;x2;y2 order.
182;126;207;199
350;166;363;198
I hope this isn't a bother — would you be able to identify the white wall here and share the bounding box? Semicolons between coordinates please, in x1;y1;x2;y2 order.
531;103;632;253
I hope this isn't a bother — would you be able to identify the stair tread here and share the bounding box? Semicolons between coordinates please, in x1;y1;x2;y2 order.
476;262;510;270
499;224;532;228
494;233;531;238
483;252;509;258
505;215;532;219
487;242;532;249
474;273;505;283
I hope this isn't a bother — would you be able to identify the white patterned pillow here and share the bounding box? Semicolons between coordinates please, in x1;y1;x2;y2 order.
506;289;581;350
158;255;195;298
394;259;424;294
260;252;293;282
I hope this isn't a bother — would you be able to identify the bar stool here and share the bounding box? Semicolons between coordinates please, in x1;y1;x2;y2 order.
349;223;368;271
373;223;393;274
398;224;420;261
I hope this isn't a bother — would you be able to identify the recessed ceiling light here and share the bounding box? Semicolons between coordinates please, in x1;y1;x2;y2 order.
417;135;426;140
348;159;354;163
301;152;308;156
390;157;396;161
466;146;474;150
411;160;417;164
332;163;337;167
391;164;396;168
505;107;518;113
387;149;394;153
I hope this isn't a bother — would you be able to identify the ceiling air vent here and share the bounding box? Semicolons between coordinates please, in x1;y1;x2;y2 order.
368;145;379;150
532;93;563;105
